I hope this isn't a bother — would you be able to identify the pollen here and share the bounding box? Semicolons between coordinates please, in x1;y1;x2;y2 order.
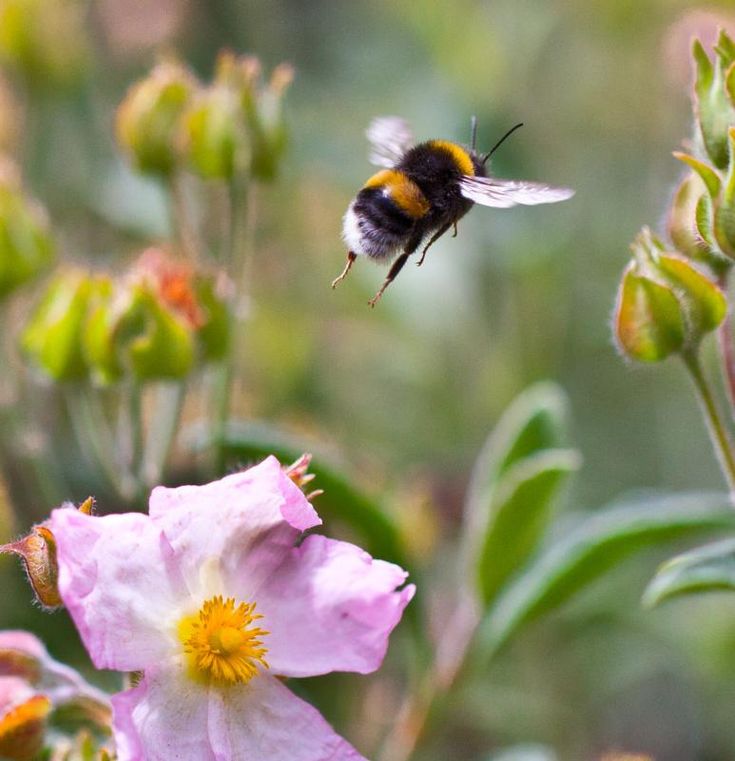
178;595;269;686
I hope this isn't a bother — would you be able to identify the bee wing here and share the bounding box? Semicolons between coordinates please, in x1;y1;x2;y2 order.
366;116;414;167
459;175;575;208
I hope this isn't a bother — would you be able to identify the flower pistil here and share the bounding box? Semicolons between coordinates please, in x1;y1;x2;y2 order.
179;595;269;686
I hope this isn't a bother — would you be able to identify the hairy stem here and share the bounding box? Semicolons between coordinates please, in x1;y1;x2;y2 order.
684;352;735;497
716;271;735;413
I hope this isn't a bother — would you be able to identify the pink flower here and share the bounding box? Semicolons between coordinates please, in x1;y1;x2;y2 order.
49;456;415;760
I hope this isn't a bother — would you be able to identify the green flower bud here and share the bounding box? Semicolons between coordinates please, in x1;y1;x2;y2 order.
120;285;195;380
181;53;248;180
693;31;735;170
0;0;88;90
614;228;727;362
21;270;93;382
614;261;685;362
242;59;293;181
0;173;54;300
116;59;195;177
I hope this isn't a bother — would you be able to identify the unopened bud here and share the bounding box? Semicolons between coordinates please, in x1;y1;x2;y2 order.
667;173;722;266
0;178;54;300
21;270;94;383
0;677;51;761
614;228;726;361
0;524;60;608
181;53;248;180
242;59;293;181
692;31;735;170
0;0;88;91
614;261;685;362
116;59;195;177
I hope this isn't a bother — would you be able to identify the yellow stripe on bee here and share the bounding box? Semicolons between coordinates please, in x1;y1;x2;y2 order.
427;140;475;176
363;169;430;219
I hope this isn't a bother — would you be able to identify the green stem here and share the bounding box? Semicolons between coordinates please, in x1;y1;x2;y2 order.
716;271;735;414
212;176;253;475
65;387;128;499
169;172;201;261
377;595;477;761
683;351;735;496
140;381;186;487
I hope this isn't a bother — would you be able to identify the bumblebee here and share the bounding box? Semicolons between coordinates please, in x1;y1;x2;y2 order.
333;116;574;306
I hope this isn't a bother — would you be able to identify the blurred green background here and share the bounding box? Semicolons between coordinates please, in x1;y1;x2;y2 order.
4;1;735;759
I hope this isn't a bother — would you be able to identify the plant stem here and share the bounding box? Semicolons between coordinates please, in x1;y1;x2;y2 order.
716;271;735;412
378;595;478;761
140;381;186;488
683;351;735;497
212;176;253;474
169;172;201;261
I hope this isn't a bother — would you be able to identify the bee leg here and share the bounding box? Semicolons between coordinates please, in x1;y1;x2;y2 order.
331;251;357;289
452;222;458;237
416;222;452;266
368;252;411;308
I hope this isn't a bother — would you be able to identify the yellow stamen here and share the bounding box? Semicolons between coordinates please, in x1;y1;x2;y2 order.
178;595;269;686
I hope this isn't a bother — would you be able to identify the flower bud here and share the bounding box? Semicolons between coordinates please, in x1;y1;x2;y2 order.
614;228;727;361
242;59;293;181
614;261;685;362
0;0;88;91
0;175;54;300
0;524;61;608
0;677;51;761
692;31;735;170
194;273;231;361
181;53;248;180
713;126;735;258
116;59;195;177
21;270;95;383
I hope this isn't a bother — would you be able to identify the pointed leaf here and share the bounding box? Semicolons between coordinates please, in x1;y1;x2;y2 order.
475;493;735;663
478;449;581;606
643;537;735;607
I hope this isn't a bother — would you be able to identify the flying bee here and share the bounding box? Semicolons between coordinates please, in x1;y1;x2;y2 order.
333;116;575;307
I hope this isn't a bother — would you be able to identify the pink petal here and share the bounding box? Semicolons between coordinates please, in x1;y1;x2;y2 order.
208;675;367;761
255;535;415;677
111;666;214;761
149;456;321;596
113;666;365;761
49;508;185;672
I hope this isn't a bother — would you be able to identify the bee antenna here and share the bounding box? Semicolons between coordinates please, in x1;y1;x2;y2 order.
481;122;524;165
470;115;478;152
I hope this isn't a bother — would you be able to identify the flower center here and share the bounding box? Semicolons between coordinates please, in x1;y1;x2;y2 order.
178;595;269;686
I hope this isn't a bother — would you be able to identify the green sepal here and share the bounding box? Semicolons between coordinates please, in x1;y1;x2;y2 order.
654;253;727;336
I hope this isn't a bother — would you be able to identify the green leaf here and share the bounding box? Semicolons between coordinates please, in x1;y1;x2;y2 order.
209;420;408;570
486;746;558;761
478;448;581;607
464;382;569;523
643;537;735;608
475;493;735;664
